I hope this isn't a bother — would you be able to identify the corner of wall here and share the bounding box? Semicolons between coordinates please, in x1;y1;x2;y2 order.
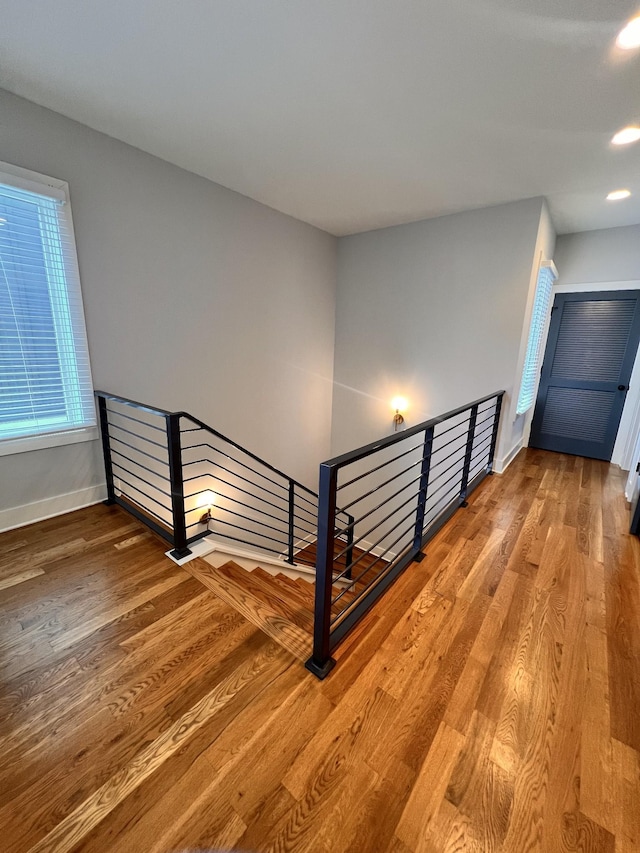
499;198;557;459
494;438;524;474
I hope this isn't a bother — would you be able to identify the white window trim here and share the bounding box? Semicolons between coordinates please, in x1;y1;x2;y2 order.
0;426;99;457
0;160;97;456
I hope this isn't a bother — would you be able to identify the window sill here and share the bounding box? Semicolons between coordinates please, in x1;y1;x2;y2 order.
0;426;99;458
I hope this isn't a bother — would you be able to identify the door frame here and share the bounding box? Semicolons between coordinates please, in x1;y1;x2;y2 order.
523;279;640;469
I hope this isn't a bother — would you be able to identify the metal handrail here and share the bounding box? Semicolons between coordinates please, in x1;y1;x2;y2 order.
306;390;505;678
321;390;503;469
96;391;317;500
95;390;354;565
96;389;504;680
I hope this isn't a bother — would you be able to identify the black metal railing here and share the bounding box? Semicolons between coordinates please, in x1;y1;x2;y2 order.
95;391;354;565
305;390;504;678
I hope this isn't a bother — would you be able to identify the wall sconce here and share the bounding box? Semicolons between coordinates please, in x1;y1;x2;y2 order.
391;396;408;432
198;490;216;524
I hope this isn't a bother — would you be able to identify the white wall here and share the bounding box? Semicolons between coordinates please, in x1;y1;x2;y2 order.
554;225;640;285
331;197;552;469
0;89;337;528
507;202;557;452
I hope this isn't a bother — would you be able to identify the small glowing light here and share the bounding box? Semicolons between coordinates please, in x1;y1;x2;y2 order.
606;189;631;201
0;217;6;225
391;396;408;413
617;16;640;50
197;490;216;509
612;126;640;145
197;490;215;524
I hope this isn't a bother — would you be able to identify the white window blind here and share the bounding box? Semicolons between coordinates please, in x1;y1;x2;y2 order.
516;262;557;416
0;167;95;444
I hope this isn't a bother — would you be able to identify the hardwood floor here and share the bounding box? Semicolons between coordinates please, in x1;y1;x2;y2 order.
0;448;639;852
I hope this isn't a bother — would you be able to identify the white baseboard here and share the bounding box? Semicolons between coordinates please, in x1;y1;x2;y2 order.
357;538;398;562
164;536;218;566
494;440;523;474
172;534;318;579
0;484;108;534
292;530;317;552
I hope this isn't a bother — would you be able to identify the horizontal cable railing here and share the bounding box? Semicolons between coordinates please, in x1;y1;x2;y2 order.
95;391;354;565
305;390;504;678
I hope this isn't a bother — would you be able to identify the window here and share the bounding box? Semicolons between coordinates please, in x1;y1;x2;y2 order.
516;260;557;416
0;163;95;454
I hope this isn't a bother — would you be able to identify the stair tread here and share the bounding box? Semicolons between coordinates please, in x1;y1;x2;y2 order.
253;565;314;591
219;561;316;628
268;571;314;597
274;576;317;609
292;577;318;599
292;575;314;587
253;576;314;630
278;578;316;613
251;566;304;589
216;561;315;632
252;566;296;585
186;558;312;661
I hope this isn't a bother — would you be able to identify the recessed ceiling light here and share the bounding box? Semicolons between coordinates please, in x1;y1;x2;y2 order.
612;126;640;145
606;189;631;201
617;16;640;50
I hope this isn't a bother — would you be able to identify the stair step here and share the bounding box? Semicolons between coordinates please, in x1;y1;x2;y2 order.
276;578;317;612
291;577;319;604
255;570;314;607
185;558;312;662
216;562;314;633
246;568;315;632
252;566;297;587
265;571;314;599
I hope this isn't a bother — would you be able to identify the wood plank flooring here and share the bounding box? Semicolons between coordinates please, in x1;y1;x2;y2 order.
0;448;639;852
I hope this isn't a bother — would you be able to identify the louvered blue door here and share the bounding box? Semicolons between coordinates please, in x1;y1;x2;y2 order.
529;291;640;460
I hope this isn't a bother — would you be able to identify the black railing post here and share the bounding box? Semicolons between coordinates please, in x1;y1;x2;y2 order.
166;413;191;560
97;395;116;505
487;394;503;474
305;463;337;679
287;480;295;564
345;513;355;580
460;404;479;506
413;425;435;557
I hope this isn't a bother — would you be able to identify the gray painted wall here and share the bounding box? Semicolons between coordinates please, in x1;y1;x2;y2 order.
331;197;553;466
554;225;640;285
0;89;337;523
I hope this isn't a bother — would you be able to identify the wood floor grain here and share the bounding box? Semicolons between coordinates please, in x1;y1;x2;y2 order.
0;449;638;852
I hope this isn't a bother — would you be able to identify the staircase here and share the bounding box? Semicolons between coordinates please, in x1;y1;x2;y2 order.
95;388;505;675
183;543;383;662
185;558;315;661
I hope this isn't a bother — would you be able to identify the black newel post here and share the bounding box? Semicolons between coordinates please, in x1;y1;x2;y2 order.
487;394;504;474
97;395;116;505
166;413;191;559
305;462;337;679
287;480;295;564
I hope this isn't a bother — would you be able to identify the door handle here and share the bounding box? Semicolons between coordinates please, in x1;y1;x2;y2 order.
618;384;630;391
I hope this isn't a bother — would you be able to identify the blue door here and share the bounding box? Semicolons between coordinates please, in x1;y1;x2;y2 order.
529;291;640;461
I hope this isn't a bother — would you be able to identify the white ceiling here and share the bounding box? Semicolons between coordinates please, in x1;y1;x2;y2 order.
1;0;640;236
